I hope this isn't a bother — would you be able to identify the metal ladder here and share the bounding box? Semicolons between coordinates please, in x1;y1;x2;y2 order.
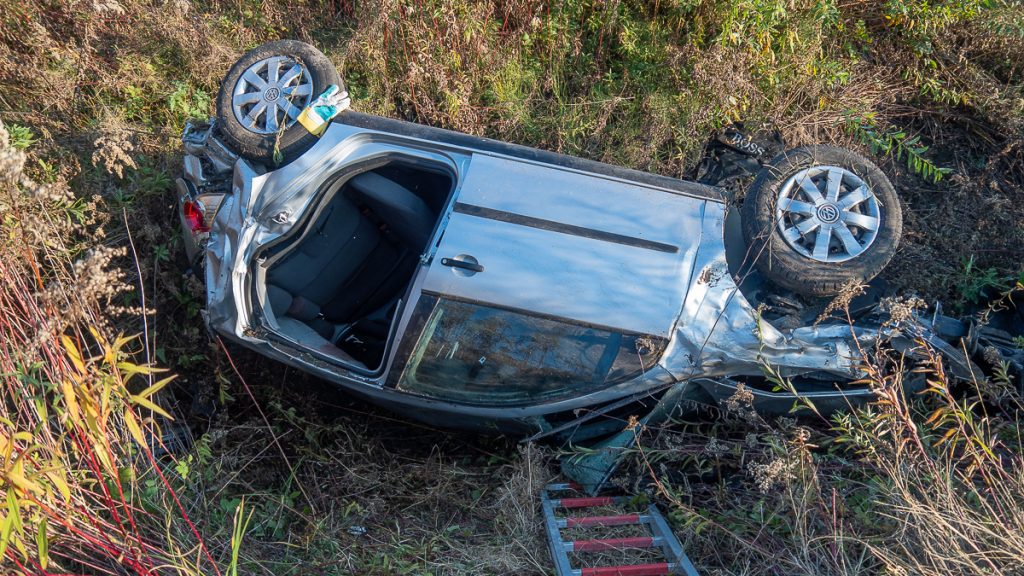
541;483;700;576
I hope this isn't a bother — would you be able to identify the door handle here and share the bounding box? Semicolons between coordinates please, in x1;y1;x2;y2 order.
441;256;484;274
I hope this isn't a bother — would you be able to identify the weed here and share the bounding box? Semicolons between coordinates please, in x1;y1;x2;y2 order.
844;111;953;183
5;124;36;150
131;161;174;196
227;499;254;576
955;255;1009;305
168;81;212;125
0;119;221;574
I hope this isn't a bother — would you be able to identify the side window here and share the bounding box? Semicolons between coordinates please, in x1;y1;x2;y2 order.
394;298;665;406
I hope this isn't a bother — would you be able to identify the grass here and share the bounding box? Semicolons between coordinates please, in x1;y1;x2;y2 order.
2;0;1024;574
622;308;1024;575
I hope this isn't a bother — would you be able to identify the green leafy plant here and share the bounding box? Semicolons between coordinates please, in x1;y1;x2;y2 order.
955;255;1008;305
131;160;173;195
884;0;990;37
984;3;1024;38
168;81;212;122
844;111;953;183
5;124;37;150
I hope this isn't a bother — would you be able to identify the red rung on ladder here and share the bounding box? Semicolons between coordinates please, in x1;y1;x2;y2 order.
556;496;620;508
541;484;699;576
579;563;674;576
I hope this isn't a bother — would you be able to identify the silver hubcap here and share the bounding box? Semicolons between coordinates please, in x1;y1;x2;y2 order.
231;56;313;135
775;166;881;263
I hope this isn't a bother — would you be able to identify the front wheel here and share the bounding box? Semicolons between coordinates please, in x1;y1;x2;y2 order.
215;40;342;166
741;145;903;297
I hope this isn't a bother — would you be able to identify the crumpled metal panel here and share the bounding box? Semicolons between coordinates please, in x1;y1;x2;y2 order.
205;159;261;341
182;120;238;173
661;201;861;381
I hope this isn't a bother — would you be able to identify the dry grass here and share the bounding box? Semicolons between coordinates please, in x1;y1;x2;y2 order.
621;308;1024;576
1;0;1024;574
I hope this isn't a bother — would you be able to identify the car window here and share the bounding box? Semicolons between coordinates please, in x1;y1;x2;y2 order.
395;298;665;406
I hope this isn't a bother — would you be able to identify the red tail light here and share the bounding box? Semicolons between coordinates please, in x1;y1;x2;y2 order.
183;200;210;233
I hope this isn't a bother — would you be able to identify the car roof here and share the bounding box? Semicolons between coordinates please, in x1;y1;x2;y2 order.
334;111;727;204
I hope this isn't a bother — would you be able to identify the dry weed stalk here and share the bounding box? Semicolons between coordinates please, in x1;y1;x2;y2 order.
633;289;1024;575
0;120;220;574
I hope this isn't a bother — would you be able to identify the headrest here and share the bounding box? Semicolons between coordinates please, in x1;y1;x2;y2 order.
347;171;434;248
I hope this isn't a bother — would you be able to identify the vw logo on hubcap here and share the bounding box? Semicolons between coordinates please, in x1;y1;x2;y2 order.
263;87;281;102
816;203;841;224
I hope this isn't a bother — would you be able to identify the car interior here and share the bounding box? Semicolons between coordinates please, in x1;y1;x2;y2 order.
260;161;453;371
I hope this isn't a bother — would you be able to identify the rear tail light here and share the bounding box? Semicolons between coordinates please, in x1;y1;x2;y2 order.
176;177;224;263
183;200;210;233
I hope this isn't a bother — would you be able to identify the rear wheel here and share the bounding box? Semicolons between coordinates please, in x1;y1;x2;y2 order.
215;40;341;166
742;145;903;297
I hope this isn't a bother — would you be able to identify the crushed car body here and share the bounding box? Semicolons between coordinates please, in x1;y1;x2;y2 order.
177;41;1023;461
183;112;874;431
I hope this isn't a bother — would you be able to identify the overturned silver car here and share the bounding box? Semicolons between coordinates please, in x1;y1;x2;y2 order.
176;41;1021;447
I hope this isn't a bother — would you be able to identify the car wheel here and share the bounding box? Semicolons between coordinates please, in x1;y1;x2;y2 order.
215;40;342;166
741;145;903;297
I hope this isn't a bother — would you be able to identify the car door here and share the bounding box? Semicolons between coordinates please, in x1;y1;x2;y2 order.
420;153;707;338
385;152;709;405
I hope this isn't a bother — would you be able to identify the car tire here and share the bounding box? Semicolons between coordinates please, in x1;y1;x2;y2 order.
741;145;902;297
215;40;342;166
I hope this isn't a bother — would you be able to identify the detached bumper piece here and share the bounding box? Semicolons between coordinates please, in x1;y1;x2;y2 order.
542;483;699;576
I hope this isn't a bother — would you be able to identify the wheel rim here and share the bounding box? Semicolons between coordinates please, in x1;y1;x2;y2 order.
231;56;314;135
775;165;882;263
